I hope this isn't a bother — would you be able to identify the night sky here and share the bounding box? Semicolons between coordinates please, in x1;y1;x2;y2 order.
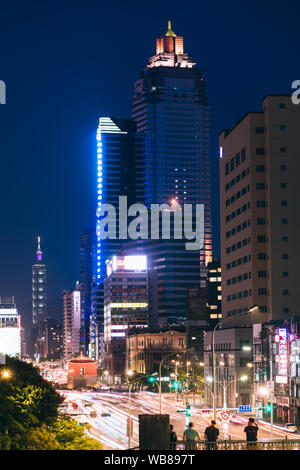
0;0;299;332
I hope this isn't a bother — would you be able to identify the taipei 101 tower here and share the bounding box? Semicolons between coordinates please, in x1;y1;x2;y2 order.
32;236;48;359
132;22;212;325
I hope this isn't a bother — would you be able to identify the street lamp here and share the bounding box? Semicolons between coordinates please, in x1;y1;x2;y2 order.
126;371;157;449
159;347;192;414
244;345;274;438
2;370;10;379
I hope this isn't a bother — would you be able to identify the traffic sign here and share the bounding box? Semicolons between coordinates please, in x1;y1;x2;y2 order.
220;411;230;421
239;405;252;413
201;406;211;413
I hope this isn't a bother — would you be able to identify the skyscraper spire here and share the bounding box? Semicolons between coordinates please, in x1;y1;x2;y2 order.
165;20;176;37
36;235;43;261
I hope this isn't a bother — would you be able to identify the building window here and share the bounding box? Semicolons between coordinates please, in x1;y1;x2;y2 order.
257;218;266;225
282;218;288;224
257;235;266;242
241;148;246;162
256;148;265;155
258;271;267;278
258;288;267;295
282;272;289;277
281;183;287;188
283;290;289;295
281;201;288;206
257;201;265;207
282;254;289;259
256;165;265;172
230;157;235;171
279;103;286;109
281;165;287;171
282;236;288;241
225;162;229;176
236;152;240;166
256;127;264;134
256;183;265;190
258;253;266;260
280;147;286;153
280;125;286;130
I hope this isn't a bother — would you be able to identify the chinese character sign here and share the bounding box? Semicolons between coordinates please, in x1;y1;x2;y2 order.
278;328;288;376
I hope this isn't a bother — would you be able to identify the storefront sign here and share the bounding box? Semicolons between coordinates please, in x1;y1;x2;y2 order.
278;328;288;377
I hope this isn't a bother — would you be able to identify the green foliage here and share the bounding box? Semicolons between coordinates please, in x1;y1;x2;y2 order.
0;358;103;450
52;416;103;450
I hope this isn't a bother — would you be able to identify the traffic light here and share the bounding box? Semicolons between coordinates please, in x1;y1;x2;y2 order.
173;381;179;389
265;404;272;413
149;377;155;383
186;405;191;416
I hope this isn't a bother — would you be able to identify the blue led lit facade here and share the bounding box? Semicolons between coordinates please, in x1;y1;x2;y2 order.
90;117;145;359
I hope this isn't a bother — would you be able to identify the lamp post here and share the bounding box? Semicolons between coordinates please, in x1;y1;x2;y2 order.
244;344;273;438
159;347;192;414
212;320;222;420
172;361;180;402
126;370;158;449
207;375;248;412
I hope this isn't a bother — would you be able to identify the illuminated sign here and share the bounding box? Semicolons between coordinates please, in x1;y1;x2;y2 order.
278;328;288;377
112;255;147;272
73;291;81;330
275;375;288;384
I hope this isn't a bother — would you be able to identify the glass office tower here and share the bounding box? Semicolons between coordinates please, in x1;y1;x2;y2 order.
132;22;212;325
91;117;145;359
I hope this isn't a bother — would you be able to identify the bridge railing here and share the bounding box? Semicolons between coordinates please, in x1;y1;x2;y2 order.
172;438;300;450
130;438;300;450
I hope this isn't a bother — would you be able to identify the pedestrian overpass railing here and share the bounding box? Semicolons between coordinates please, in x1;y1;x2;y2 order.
130;437;300;451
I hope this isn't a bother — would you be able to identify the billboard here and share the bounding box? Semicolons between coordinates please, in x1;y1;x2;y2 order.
112;255;147;272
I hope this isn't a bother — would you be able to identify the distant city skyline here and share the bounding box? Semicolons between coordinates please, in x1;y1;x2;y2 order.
0;1;299;334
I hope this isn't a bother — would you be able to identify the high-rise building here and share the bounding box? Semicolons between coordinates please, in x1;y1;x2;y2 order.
44;317;64;361
103;255;149;381
62;284;81;361
0;296;21;358
92;117;145;359
132;22;212;325
32;236;48;359
80;225;95;354
219;95;300;324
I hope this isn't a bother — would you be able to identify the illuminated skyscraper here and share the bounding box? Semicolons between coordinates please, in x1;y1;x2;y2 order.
32;236;48;359
132;22;212;325
92;117;145;359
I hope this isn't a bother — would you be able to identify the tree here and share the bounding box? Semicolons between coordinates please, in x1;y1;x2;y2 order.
0;358;103;450
52;416;103;450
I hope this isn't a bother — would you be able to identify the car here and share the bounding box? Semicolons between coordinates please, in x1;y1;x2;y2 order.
285;423;297;432
101;412;111;417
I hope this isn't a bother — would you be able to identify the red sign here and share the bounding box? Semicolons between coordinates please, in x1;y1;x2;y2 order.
201;406;210;413
220;411;230;421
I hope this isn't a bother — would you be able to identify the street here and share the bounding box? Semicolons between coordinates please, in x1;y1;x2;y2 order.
61;390;300;450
